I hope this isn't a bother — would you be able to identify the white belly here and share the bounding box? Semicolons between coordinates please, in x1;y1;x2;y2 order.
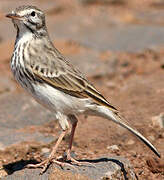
32;83;88;115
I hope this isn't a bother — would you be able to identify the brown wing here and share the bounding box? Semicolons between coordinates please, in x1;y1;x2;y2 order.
29;50;118;112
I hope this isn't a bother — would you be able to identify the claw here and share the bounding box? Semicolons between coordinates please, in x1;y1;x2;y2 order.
64;152;96;167
26;159;51;174
26;157;78;174
52;159;77;170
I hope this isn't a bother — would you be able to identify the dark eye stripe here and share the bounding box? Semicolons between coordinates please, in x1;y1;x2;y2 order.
28;19;36;25
24;23;34;33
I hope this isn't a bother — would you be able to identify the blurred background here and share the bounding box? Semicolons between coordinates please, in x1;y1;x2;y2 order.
0;0;164;179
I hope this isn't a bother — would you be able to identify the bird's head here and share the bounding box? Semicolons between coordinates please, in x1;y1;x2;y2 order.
6;5;47;36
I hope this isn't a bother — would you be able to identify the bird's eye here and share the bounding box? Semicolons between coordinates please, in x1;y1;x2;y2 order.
31;11;36;17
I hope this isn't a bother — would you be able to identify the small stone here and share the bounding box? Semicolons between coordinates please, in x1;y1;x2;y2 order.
148;135;155;141
152;113;164;128
106;82;116;88
126;139;135;145
107;144;119;151
0;168;8;178
41;147;50;154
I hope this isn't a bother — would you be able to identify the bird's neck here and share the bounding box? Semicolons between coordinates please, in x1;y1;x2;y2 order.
15;30;33;45
16;27;48;46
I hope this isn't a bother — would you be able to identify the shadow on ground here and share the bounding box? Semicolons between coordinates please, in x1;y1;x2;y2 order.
3;159;39;175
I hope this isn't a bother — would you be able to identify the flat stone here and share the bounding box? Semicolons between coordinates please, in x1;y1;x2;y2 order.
53;156;137;180
0;92;55;148
0;128;54;148
3;167;49;180
107;145;119;151
3;156;137;180
0;92;54;129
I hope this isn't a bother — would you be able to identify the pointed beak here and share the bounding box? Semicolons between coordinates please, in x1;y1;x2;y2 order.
6;13;24;21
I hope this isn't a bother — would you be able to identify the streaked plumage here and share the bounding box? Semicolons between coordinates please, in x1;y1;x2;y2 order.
7;5;160;173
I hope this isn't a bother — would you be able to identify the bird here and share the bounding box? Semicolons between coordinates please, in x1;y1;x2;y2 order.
6;5;160;174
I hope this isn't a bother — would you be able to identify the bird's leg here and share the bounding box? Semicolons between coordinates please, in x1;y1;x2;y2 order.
64;115;94;167
26;130;67;173
65;115;78;163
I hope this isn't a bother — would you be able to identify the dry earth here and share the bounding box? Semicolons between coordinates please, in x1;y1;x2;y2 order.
0;0;163;179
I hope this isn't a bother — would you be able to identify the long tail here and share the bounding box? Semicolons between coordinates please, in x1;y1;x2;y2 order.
96;106;161;158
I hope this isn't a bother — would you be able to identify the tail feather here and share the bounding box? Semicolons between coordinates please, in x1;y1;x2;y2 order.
96;106;161;158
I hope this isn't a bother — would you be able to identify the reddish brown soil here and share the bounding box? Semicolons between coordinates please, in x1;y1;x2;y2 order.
0;1;164;179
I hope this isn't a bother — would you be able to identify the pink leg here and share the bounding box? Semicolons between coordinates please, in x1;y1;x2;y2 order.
66;115;77;160
27;130;67;174
66;115;95;167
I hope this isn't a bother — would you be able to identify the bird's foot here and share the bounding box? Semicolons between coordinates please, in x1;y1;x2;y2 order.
26;157;75;174
57;151;95;167
26;151;95;174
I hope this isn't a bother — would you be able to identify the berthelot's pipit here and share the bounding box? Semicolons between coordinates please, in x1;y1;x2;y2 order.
6;5;160;173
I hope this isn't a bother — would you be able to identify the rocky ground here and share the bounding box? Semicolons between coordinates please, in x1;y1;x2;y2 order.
0;0;164;179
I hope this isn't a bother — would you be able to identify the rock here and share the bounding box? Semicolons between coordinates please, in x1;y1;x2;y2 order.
151;113;164;128
0;169;8;179
0;92;56;148
0;130;54;148
0;92;55;129
41;147;50;154
49;156;137;180
107;145;119;151
147;135;155;142
3;156;137;180
106;82;117;89
3;167;49;180
49;168;91;180
126;139;135;145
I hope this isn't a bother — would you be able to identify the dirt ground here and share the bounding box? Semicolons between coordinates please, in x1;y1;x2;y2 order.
0;0;164;179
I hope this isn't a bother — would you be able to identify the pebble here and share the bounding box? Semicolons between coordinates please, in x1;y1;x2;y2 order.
151;113;164;128
126;139;135;145
0;169;8;179
41;147;50;154
148;135;155;141
106;82;116;89
107;144;119;151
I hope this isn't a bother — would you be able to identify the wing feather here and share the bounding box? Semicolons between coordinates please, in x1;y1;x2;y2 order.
30;52;118;112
